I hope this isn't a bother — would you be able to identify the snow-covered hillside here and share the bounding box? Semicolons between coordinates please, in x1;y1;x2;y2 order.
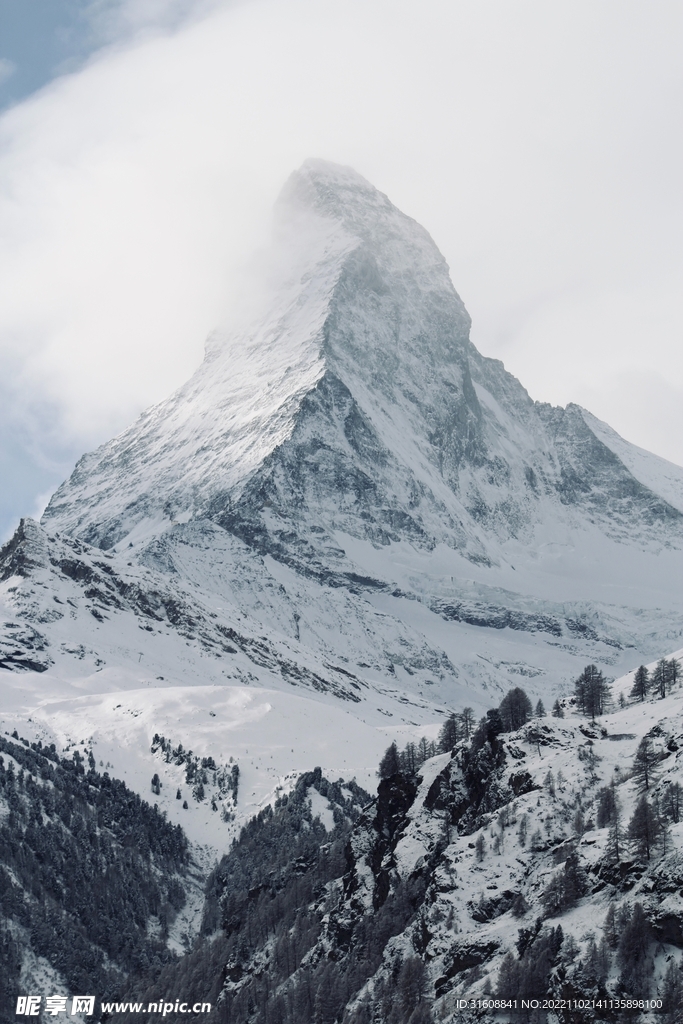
85;651;683;1024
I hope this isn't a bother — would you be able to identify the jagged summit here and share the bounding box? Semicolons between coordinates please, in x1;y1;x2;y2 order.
42;160;683;566
40;159;475;552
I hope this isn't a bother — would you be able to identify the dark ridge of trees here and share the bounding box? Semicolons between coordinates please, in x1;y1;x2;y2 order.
0;734;190;1019
379;737;438;779
437;707;475;752
109;770;433;1024
573;664;611;719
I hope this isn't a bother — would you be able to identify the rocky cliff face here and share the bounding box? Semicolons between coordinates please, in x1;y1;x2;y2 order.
100;679;683;1024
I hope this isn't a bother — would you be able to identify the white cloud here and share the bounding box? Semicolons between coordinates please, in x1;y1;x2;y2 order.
0;0;681;475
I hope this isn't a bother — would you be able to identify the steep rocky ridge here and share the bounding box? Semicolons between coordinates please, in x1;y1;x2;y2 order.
103;663;683;1024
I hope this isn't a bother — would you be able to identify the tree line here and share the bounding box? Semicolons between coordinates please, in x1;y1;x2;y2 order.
0;732;189;1022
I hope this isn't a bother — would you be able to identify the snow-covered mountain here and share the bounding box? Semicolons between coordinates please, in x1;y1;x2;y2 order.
3;162;683;1019
2;158;683;835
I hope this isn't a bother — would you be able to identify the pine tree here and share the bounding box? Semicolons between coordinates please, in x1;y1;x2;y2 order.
544;771;555;797
499;688;533;731
475;833;486;862
378;742;401;779
630;665;649;703
652;658;670;699
660;957;683;1024
460;707;475;740
603;904;618;949
669;657;681;689
574;665;611;719
596;784;618;827
606;806;623;864
551;699;564;718
497;952;520;998
663;781;682;823
628;796;661;861
617;903;651;998
632;736;660;792
535;699;546;717
438;714;460;752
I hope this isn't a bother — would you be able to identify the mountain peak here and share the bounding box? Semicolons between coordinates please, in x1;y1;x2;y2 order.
278;158;395;230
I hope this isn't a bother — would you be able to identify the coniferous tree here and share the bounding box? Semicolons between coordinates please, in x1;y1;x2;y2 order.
535;699;546;717
630;665;649;703
596;782;620;828
438;714;460;752
551;699;564;718
497;952;520;998
603;904;618;949
632;736;660;792
378;742;401;779
617;903;651;998
652;658;670;699
460;707;475;740
628;796;661;861
606;806;623;865
663;781;682;823
669;657;681;689
574;665;611;719
660;957;683;1024
498;688;533;732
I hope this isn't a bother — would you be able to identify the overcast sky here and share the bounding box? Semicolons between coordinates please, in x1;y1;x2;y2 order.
1;0;682;539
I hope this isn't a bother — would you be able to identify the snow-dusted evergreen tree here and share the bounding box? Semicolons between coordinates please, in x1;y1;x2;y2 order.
628;797;661;861
498;687;533;731
617;903;651;998
660;956;683;1024
652;658;670;699
603;904;619;949
438;713;460;752
596;781;620;827
535;699;546;717
551;699;564;718
630;665;649;702
378;742;401;778
574;665;611;719
663;781;682;823
632;736;660;792
606;808;623;864
460;707;475;740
